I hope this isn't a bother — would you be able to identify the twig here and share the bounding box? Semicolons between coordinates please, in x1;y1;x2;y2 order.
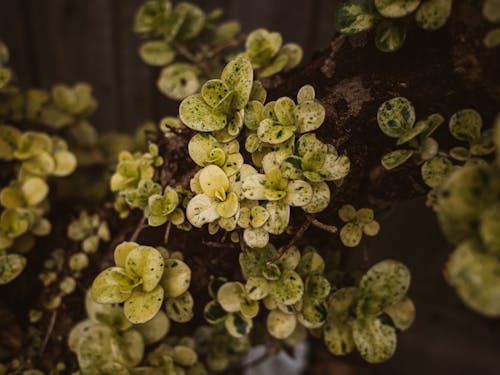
307;216;338;233
203;241;239;249
164;221;172;245
39;310;57;355
268;218;312;264
205;33;247;59
130;218;147;242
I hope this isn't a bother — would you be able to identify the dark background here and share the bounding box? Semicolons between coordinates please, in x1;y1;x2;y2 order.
1;1;499;374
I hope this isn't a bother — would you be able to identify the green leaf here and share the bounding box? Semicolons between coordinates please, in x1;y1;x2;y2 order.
396;120;428;145
267;310;297;339
0;125;21;160
279;43;303;70
221;57;253;110
381;149;414;170
124;285;164;324
139;41;175;66
114;241;139;268
374;0;421;18
375;21;407;53
263;201;290;235
415;0;452;30
158;63;200;101
335;0;377;35
274;97;296;126
352;316;397;363
449;109;482;143
377;97;415;138
0;253;26;284
258;54;289;78
421;156;453;188
245;29;282;67
328;287;361;323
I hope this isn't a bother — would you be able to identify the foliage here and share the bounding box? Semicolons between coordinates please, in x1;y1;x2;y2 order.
334;0;453;52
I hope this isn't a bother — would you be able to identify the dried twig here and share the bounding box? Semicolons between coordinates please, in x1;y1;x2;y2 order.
164;221;172;245
307;216;338;233
39;310;57;355
130;217;147;242
268;218;312;264
203;241;239;249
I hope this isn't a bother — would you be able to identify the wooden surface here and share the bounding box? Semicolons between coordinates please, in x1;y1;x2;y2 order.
1;1;499;374
0;0;336;132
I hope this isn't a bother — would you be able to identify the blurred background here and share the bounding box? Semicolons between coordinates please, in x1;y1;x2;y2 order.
1;1;499;374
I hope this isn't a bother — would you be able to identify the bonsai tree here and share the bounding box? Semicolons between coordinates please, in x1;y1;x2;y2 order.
0;0;499;373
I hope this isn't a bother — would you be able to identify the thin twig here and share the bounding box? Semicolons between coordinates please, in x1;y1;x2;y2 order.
268;218;312;264
307;216;338;233
205;33;247;59
203;241;239;249
130;218;147;242
164;221;172;245
39;310;57;355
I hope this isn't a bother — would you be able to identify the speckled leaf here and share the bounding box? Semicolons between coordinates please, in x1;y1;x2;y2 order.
375;21;407;53
421;156;453;188
280;43;303;70
415;0;452;30
360;259;410;308
221;57;253;110
91;267;136;304
225;313;253;338
340;223;363;247
323;321;355;355
303;182;331;213
284;180;313;207
377;97;415;137
274;97;296;126
449;109;482;143
384;297;415;331
114;242;139;268
242;173;267;200
175;2;205;40
125;246;164;292
161;258;191;298
201;79;232;109
374;0;421;18
139;41;175;66
257;118;295;144
381;149;414;170
267;310;297;339
243;227;269;248
328;287;361;322
204;301;228;323
0;253;26;284
445;240;500;317
179;94;227;132
263;201;290;235
124;285;164;324
216;191;239;218
165;291;194;322
335;0;377;34
244;101;264;130
245;276;270;300
158;63;199;101
352;316;397;363
295;101;325;133
271;270;304;305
